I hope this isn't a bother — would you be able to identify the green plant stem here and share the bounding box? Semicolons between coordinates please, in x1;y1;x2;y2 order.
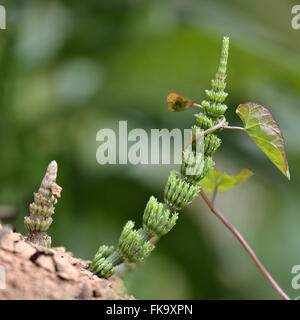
211;182;219;206
222;125;245;131
184;116;226;150
199;189;290;300
184;118;246;151
192;103;204;110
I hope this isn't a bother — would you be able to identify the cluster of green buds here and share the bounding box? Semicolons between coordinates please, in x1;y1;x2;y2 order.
180;37;229;183
91;37;230;279
90;195;181;278
24;161;62;247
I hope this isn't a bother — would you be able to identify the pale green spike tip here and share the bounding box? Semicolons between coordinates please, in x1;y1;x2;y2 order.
221;37;229;56
223;36;229;46
218;37;229;70
24;160;62;248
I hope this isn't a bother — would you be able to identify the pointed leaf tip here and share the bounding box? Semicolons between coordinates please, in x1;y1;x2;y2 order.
236;102;290;180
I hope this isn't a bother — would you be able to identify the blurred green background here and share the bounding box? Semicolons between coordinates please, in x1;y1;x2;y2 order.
0;0;300;299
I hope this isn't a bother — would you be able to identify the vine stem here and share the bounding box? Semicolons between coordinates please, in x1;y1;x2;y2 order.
211;178;221;205
222;125;245;131
199;189;290;300
184;117;247;151
192;103;204;110
184;116;226;150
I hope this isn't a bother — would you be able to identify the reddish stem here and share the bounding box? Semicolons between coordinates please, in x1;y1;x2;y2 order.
199;190;290;300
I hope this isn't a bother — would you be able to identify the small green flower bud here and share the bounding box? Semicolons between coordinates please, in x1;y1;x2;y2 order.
143;196;179;237
164;171;200;211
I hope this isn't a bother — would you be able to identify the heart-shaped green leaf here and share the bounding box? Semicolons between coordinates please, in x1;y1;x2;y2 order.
236;102;290;180
199;168;253;193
